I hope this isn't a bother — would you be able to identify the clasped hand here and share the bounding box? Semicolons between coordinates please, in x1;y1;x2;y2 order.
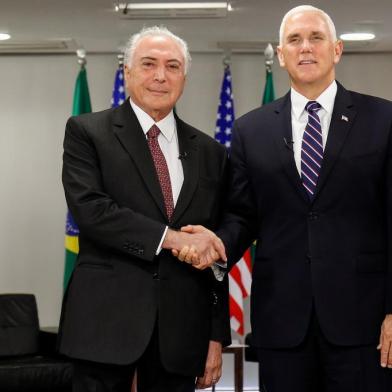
170;225;226;269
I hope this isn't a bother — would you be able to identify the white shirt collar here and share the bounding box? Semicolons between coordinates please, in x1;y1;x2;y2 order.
129;98;176;142
291;80;337;120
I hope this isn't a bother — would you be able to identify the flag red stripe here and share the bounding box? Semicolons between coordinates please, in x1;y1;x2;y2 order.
229;294;244;335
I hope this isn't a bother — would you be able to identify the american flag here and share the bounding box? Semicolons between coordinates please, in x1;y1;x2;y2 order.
214;65;252;336
111;65;126;108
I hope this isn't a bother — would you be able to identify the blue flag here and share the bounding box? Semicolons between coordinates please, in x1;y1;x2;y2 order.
111;66;126;107
214;66;234;150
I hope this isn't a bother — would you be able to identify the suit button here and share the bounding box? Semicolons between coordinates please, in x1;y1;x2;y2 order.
153;273;159;280
308;212;319;221
212;292;218;305
306;254;312;264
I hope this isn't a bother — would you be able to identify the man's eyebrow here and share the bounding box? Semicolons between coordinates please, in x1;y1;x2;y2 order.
139;57;182;64
310;30;326;36
140;56;157;61
286;30;326;40
165;58;183;66
286;33;300;40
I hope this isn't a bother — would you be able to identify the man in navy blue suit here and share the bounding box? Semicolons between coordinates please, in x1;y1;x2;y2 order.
178;5;392;391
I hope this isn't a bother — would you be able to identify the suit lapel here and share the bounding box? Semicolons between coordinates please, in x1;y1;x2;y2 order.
313;83;357;200
273;93;309;202
171;118;199;224
112;100;167;220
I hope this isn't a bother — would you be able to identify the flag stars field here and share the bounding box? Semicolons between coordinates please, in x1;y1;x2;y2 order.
112;66;126;107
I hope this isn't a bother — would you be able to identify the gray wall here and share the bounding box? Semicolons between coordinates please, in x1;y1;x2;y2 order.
0;51;391;389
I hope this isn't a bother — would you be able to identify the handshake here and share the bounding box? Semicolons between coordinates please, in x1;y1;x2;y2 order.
163;225;226;269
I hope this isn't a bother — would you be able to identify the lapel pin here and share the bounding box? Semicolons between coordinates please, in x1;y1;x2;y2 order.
341;115;349;122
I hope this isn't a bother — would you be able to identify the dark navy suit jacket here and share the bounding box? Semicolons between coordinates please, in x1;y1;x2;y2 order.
219;82;392;348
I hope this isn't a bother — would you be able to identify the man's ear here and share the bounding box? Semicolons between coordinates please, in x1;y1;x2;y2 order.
277;46;285;68
123;65;131;88
333;40;344;65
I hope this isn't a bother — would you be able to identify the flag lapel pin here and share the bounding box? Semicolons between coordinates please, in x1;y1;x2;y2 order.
341;115;349;122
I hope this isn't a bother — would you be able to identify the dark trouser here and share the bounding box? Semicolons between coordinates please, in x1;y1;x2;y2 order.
72;324;195;392
257;311;391;392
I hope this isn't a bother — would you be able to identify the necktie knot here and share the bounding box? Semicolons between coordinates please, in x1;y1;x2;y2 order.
305;101;321;114
147;125;160;139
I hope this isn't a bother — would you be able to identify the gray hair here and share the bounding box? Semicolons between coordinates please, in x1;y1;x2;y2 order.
279;5;337;46
124;26;191;74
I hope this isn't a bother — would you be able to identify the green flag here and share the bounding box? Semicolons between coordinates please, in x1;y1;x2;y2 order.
72;66;92;116
63;65;92;290
262;69;275;105
249;67;276;262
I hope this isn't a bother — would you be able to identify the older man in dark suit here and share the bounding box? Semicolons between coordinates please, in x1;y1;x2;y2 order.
58;26;230;392
179;5;392;392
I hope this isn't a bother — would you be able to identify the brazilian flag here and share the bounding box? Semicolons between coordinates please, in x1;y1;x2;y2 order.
63;65;91;290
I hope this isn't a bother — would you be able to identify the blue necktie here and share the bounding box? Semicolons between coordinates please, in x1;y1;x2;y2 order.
301;101;323;199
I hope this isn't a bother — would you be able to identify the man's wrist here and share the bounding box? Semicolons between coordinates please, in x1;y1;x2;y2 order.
162;228;179;250
209;340;223;351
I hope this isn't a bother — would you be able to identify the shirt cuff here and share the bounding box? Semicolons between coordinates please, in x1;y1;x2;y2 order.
215;260;227;269
211;263;226;281
156;226;168;255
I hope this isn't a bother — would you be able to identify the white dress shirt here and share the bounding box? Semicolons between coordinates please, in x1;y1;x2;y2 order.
130;99;184;203
129;99;184;253
129;100;225;280
290;80;337;174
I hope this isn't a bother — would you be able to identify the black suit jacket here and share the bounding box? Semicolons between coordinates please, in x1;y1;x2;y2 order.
218;82;392;349
58;100;231;376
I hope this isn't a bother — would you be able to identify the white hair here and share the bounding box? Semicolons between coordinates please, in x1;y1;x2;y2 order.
279;5;337;46
124;26;191;74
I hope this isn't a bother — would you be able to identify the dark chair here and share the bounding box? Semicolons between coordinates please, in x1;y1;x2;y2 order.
0;293;72;391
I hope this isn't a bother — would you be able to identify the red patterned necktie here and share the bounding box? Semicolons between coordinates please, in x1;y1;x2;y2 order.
147;124;174;221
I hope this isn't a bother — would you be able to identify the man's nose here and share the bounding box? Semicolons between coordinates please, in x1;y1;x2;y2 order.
154;66;166;82
300;39;312;52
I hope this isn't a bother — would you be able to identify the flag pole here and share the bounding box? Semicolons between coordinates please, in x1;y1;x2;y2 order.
264;43;274;72
111;52;126;108
214;52;252;338
117;52;124;67
63;48;92;290
262;43;276;105
76;48;87;68
223;49;231;68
